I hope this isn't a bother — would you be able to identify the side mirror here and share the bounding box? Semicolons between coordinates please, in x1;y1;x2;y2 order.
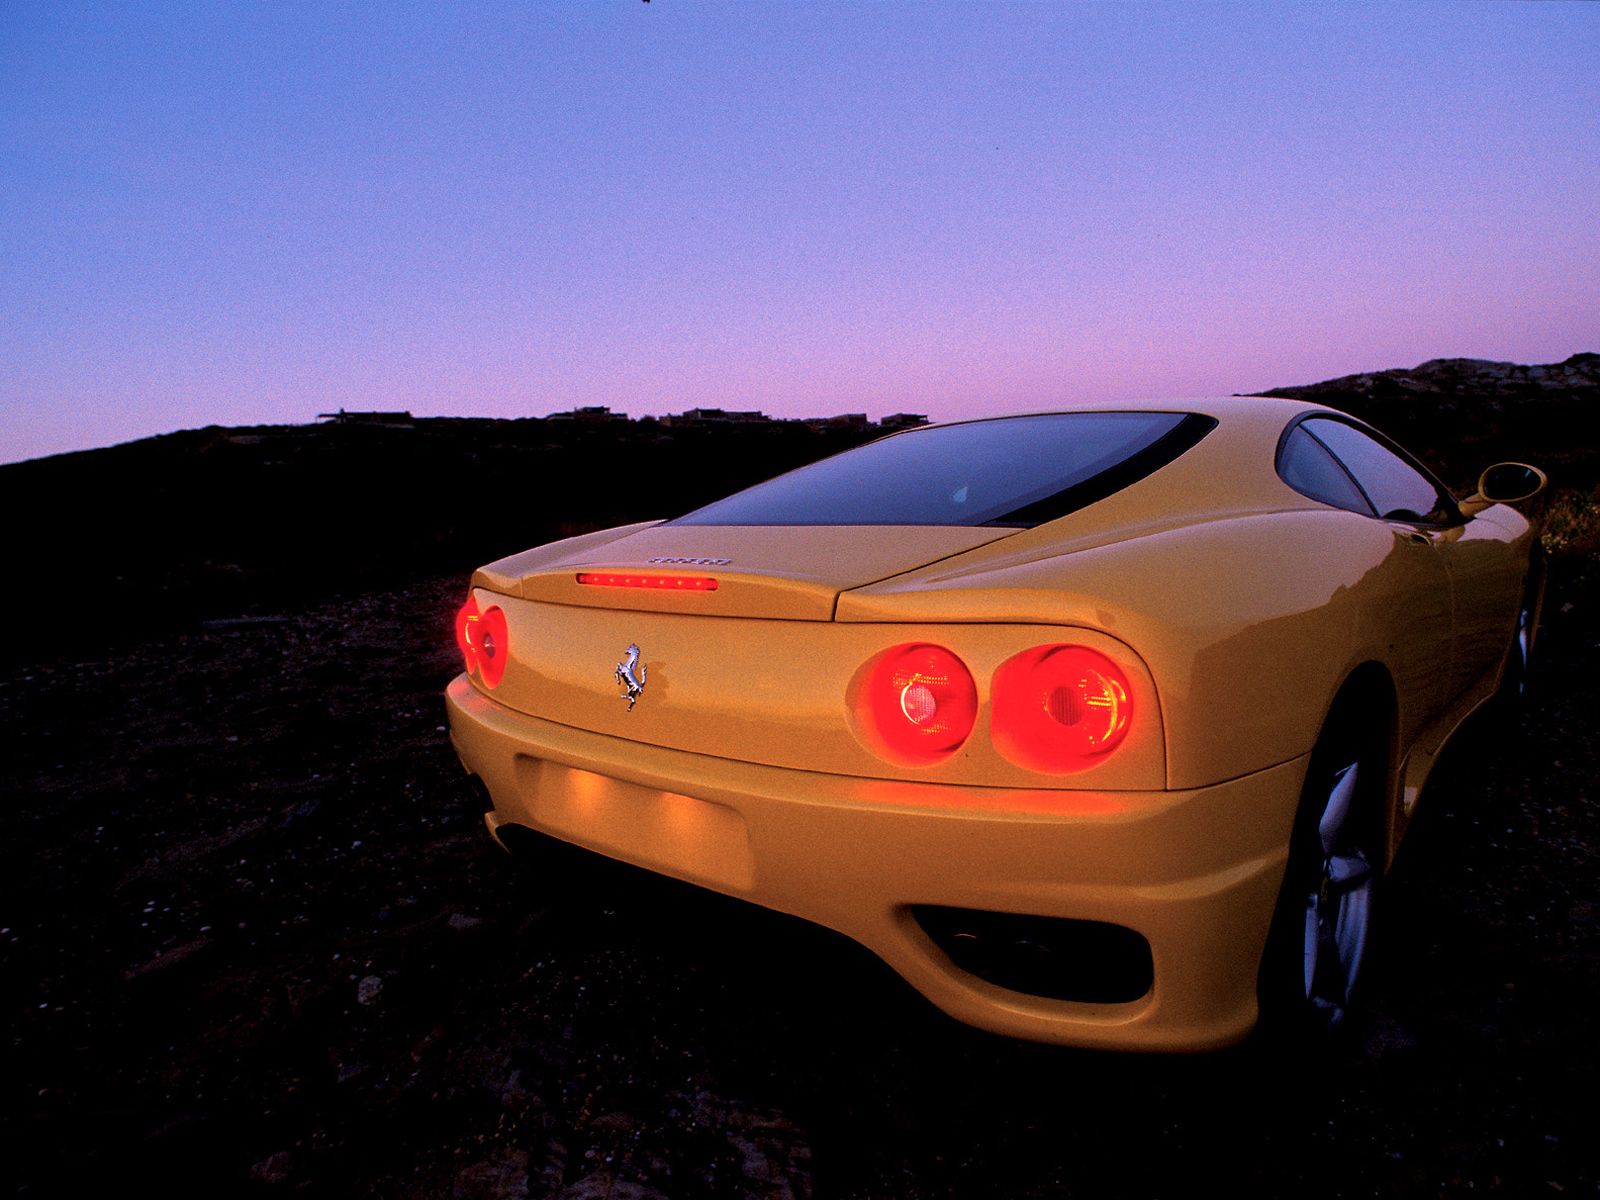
1458;462;1547;516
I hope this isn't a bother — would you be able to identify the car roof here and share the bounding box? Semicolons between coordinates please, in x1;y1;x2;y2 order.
905;394;1327;436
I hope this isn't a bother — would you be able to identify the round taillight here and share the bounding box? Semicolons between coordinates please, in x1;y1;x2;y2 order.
859;644;978;765
991;645;1132;772
476;606;509;688
454;595;481;673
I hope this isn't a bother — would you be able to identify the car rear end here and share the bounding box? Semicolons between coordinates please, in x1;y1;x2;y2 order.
444;408;1308;1049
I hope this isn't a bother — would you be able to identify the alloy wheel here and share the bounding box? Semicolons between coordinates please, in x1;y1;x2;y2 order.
1301;762;1375;1023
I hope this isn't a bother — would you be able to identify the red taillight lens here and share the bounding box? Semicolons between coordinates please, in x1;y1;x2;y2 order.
454;595;481;673
577;573;718;591
454;595;508;688
476;605;509;688
991;645;1132;772
859;644;978;765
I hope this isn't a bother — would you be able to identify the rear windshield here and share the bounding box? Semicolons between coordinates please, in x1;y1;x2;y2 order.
673;411;1215;527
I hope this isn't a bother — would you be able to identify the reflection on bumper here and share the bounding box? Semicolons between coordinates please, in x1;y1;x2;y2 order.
446;674;1307;1052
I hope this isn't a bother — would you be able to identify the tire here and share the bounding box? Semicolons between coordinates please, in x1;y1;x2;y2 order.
1497;541;1546;706
1260;708;1384;1036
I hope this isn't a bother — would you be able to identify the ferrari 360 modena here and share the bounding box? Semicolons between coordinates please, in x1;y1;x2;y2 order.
445;397;1545;1050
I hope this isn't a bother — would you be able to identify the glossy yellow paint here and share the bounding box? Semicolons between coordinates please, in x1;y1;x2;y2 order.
448;674;1300;1050
445;396;1540;1049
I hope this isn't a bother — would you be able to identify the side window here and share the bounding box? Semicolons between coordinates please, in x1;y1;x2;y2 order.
1277;425;1373;514
1302;418;1453;524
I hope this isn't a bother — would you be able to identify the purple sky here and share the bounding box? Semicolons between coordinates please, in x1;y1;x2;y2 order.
3;2;1596;463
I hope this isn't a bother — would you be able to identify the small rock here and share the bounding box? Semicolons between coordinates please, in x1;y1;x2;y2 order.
123;937;211;981
356;975;383;1006
249;1150;295;1185
279;798;322;827
454;1148;530;1200
556;1173;665;1200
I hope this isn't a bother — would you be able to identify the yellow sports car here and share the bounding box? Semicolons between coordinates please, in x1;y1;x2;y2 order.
445;397;1546;1050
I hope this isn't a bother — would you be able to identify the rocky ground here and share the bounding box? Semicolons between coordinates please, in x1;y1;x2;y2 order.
3;562;1597;1199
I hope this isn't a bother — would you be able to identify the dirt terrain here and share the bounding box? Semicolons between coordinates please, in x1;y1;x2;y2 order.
4;553;1597;1198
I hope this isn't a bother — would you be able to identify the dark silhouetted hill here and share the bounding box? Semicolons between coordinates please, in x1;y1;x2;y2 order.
0;416;881;659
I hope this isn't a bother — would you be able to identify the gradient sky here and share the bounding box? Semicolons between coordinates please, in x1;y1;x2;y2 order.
2;2;1596;463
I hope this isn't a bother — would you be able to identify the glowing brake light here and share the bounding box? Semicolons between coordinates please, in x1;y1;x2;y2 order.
858;644;978;765
991;645;1131;772
476;605;508;687
454;596;480;671
577;573;719;591
454;594;509;688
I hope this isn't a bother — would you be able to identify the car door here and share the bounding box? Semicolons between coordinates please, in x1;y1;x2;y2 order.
1436;514;1526;698
1292;417;1461;731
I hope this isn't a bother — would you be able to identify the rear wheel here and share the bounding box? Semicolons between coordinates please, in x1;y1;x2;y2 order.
1299;760;1376;1022
1261;710;1385;1034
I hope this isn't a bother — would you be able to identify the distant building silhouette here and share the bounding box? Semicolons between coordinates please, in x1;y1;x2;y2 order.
879;413;930;431
673;407;770;425
316;408;415;427
547;406;628;423
804;413;870;432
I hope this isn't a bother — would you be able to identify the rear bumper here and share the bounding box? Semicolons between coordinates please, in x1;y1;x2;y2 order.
445;674;1306;1051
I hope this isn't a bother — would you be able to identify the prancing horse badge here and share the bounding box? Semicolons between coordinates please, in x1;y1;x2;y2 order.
614;644;647;711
